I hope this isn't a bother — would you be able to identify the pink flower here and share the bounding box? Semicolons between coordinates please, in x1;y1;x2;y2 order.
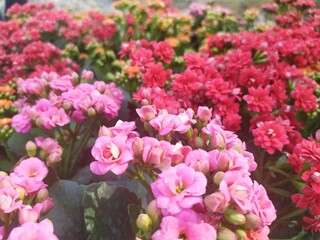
219;175;253;214
90;136;133;175
253;121;289;154
152;214;216;240
0;186;22;214
136;105;157;122
8;219;58;240
149;114;177;136
153;41;174;64
141;137;172;169
13;158;48;182
48;74;74;92
291;85;318;112
250;181;276;226
151;164;207;215
17;77;45;95
184;149;210;174
18;205;41;224
12;106;32;133
205;192;229;213
35;137;63;164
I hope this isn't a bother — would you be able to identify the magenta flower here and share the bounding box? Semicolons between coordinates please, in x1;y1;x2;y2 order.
151;164;207;215
90;136;133;175
8;219;58;240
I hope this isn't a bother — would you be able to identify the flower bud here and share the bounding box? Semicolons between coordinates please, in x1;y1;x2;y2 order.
136;214;152;232
194;136;205;149
235;229;247;240
25;141;37;157
98;126;112;137
213;171;224;185
19;206;40;225
205;192;228;213
62;101;72;111
81;70;94;81
132;137;143;158
36;188;49;202
40;198;54;214
197;106;212;122
15;187;26;200
243;214;262;230
0;171;7;178
87;107;96;117
224;208;246;225
217;227;237;240
146;200;161;227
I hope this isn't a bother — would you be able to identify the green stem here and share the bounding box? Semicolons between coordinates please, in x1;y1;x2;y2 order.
127;168;152;196
67;118;97;177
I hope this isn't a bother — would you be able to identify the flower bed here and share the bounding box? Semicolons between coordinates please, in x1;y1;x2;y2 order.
0;0;319;239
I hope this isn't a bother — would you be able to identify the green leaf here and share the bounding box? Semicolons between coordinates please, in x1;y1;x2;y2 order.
45;180;87;240
82;182;140;240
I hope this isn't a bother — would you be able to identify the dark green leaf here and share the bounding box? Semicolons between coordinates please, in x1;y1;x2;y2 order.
46;180;87;240
82;182;140;240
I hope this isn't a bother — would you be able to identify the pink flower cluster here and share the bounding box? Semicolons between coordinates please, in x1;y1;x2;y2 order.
90;105;277;239
12;71;123;133
290;136;320;232
0;157;56;238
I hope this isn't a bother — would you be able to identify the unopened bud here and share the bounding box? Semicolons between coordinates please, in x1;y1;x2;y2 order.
217;227;237;240
15;187;26;200
81;70;94;81
194;136;205;149
36;188;49;202
224;208;246;225
243;214;262;230
87;107;96;117
132;137;143;158
235;229;247;240
213;171;224;185
25;141;37;157
136;214;152;232
146;200;161;227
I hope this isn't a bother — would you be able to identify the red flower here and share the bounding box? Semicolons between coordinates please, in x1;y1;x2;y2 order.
142;63;171;87
153;42;174;64
253;121;289;154
291;85;318;112
243;87;274;113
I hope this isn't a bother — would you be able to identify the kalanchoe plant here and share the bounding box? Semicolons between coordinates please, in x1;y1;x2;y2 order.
90;105;277;239
10;71;124;178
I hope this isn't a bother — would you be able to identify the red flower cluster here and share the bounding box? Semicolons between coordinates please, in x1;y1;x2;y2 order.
290;137;320;231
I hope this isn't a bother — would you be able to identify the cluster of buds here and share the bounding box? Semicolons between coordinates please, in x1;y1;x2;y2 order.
0;85;17;141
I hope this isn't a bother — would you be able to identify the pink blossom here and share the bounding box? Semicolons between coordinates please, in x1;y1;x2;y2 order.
219;175;253;214
48;74;74;92
8;219;58;240
184;149;210;174
13;158;48;182
0;186;23;214
136;105;157;122
17;77;45;95
141;137;172;169
90;136;133;175
250;181;276;226
152;214;216;240
205;192;229;213
18;205;41;224
12;106;32;133
151;164;207;215
149;114;177;136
